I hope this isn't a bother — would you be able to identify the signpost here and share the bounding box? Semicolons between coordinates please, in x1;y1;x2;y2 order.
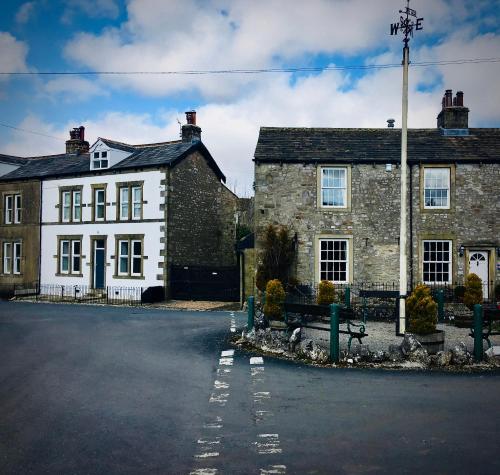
390;1;424;334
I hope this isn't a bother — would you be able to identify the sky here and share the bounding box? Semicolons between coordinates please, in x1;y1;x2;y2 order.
0;0;499;196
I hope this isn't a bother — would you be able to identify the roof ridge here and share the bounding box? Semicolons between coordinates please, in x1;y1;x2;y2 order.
133;139;182;148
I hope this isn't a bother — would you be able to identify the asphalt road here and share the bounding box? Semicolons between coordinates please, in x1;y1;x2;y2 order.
0;301;499;475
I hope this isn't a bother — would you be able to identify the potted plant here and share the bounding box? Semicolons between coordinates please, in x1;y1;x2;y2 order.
455;273;483;327
407;284;444;354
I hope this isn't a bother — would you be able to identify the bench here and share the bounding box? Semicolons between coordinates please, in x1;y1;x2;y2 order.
469;305;500;348
283;302;368;351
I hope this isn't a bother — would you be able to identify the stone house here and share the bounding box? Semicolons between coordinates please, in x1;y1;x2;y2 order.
0;112;238;299
254;90;500;299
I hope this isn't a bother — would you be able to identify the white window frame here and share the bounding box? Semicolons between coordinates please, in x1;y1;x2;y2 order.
4;194;21;224
3;242;12;274
59;239;81;275
423;168;450;209
94;188;105;221
132;186;142;220
118;240;129;276
62;191;71;222
319;238;349;283
131;240;142;276
13;242;21;274
72;190;81;222
120;187;129;220
422;240;452;284
320;167;347;208
92;151;109;169
14;195;22;223
60;240;70;274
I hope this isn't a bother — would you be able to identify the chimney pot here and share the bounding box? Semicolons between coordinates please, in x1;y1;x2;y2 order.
66;125;89;154
387;118;395;128
456;91;464;107
445;89;453;107
185;110;196;125
437;89;469;129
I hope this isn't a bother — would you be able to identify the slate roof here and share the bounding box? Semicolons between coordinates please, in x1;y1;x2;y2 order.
99;138;137;153
0;154;28;166
0;140;225;182
254;128;500;164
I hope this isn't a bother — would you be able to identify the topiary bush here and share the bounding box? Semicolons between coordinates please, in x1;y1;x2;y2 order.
317;280;335;305
454;285;466;302
463;273;483;310
406;284;438;335
264;279;285;321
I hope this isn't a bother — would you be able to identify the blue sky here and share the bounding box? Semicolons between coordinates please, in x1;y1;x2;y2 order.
1;0;499;195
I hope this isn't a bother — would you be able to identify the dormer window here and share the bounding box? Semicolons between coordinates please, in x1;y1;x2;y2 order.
92;151;109;169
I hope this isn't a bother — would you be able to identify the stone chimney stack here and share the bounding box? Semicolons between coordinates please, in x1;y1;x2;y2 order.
66;126;89;154
181;110;202;143
437;90;469;129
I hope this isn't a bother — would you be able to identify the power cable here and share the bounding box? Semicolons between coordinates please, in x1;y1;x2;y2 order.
0;57;499;76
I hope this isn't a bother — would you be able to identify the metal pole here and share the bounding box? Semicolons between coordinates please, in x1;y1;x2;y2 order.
437;289;444;322
330;304;340;363
473;304;483;362
344;286;351;308
247;296;254;331
399;44;409;334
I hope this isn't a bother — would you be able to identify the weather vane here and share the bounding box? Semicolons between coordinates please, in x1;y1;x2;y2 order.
390;0;424;48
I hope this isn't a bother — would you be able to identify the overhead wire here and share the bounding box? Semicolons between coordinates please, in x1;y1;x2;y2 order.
0;57;499;76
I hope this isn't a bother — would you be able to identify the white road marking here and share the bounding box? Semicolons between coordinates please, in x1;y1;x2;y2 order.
209;393;229;405
261;465;287;474
253;391;271;403
194;452;220;459
250;357;264;365
251;366;265;375
190;469;219;475
255;410;273;422
221;350;234;357
219;357;233;366
197;438;221;445
203;416;223;429
216;367;231;376
214;380;229;389
255;434;282;454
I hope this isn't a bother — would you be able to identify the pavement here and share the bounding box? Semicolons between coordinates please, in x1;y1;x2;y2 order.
1;301;500;475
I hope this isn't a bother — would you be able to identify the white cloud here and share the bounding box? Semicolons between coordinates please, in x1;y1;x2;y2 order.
42;76;108;102
0;32;30;97
61;0;119;25
15;2;36;24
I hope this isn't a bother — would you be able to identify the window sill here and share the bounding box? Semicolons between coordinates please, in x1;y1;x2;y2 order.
55;273;84;278
113;274;145;280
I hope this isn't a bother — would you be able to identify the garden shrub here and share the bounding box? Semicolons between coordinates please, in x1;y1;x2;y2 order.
406;284;438;335
317;280;335;305
264;279;285;321
454;285;466;302
463;273;483;310
494;283;500;301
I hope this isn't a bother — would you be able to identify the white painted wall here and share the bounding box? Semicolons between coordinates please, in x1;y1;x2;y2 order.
40;169;165;291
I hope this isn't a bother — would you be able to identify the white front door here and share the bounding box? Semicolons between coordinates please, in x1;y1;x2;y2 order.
469;251;489;299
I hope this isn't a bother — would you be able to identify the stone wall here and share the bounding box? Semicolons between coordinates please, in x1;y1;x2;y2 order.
168;151;237;268
254;161;500;287
0;180;41;289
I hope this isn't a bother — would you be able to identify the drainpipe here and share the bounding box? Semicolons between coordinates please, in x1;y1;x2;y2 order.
409;164;414;288
37;180;42;291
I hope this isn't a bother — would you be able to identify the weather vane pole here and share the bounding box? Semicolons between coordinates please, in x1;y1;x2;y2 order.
390;0;424;335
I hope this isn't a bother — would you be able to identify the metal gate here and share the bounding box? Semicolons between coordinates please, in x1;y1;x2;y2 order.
170;265;240;302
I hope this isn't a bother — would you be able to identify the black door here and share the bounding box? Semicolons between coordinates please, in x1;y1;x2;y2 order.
94;239;105;289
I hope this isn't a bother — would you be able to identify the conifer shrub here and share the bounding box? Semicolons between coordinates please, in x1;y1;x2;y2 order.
264;279;285;321
463;273;483;310
406;284;438;335
317;280;335;305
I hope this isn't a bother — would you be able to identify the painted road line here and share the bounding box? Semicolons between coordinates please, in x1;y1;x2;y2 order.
255;434;282;454
260;465;287;474
221;349;234;357
203;416;223;430
190;469;219;475
216;367;231;376
253;391;271;403
194;452;220;459
254;410;273;423
250;356;264;365
213;380;229;389
197;437;221;446
218;357;233;366
209;392;229;405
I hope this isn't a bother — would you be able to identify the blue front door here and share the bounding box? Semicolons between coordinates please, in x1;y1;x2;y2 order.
94;239;105;289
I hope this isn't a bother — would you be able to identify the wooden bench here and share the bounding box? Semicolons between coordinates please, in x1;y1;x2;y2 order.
469;305;500;348
283;302;368;351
